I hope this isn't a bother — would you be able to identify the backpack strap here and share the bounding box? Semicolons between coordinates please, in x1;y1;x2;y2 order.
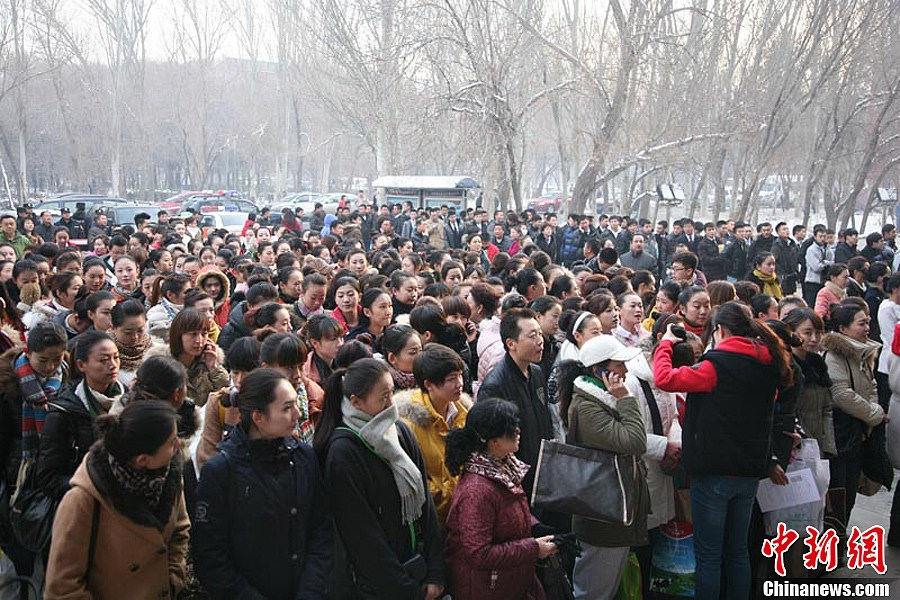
638;378;664;436
335;426;417;551
84;498;100;587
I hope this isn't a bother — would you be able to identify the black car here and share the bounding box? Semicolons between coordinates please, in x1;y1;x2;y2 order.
33;195;130;218
93;204;160;228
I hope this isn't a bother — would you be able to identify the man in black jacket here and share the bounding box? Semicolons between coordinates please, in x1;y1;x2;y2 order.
696;222;727;281
34;210;56;242
442;208;464;249
747;221;775;265
771;222;801;294
834;228;859;264
721;221;753;281
477;307;552;495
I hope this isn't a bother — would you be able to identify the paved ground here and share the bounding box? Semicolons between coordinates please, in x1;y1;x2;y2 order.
821;469;900;592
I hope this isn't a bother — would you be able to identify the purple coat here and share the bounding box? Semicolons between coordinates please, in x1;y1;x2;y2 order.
445;470;545;600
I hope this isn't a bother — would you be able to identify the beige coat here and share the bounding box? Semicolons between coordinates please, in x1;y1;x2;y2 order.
44;452;190;600
822;332;884;429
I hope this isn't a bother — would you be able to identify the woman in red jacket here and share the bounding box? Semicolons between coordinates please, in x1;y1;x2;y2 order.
653;301;792;600
444;398;557;599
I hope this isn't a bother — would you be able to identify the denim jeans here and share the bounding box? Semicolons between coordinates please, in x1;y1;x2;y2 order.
691;475;759;600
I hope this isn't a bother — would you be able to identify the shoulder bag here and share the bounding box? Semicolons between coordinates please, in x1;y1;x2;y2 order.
531;396;638;525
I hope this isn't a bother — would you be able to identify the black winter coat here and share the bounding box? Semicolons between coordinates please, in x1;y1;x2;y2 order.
772;237;800;285
322;422;445;600
748;235;775;264
193;426;333;600
772;357;804;469
477;353;553;494
37;384;99;501
696;237;727;281
0;348;24;487
536;235;558;262
217;301;250;352
865;286;886;341
683;348;777;478
834;242;858;264
722;238;751;280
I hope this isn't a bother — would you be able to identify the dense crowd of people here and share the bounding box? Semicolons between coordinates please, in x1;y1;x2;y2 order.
0;199;898;599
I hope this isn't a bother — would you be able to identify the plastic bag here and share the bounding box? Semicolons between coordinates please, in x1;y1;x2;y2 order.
615;551;643;600
650;521;695;597
762;440;830;537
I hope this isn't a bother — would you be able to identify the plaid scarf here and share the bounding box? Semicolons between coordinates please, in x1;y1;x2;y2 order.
16;352;64;460
464;451;530;491
295;380;315;445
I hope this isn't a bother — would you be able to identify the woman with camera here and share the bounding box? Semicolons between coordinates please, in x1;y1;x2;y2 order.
653;301;792;600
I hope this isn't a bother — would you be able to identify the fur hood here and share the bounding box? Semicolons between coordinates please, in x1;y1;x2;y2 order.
821;331;881;362
196;266;231;307
394;387;473;427
0;344;25;400
22;298;65;329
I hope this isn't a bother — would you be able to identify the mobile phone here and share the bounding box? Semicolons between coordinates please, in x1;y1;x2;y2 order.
671;325;687;340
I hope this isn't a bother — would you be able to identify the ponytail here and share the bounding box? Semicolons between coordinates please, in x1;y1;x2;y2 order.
445;398;519;475
445;427;487;476
313;358;389;457
714;301;793;388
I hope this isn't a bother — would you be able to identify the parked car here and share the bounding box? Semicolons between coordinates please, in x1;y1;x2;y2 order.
33;195;130;217
526;194;562;212
181;195;257;214
199;211;248;237
93;204;160;228
278;192;321;205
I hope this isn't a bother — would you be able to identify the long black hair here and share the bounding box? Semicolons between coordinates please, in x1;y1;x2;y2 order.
556;359;607;427
235;368;290;432
445;398;519;475
713;301;793;387
313;358;390;457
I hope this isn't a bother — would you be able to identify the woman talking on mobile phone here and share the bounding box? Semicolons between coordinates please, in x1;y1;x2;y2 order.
150;308;229;407
557;335;650;599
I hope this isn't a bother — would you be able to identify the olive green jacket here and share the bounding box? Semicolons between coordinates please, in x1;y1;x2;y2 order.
567;376;650;548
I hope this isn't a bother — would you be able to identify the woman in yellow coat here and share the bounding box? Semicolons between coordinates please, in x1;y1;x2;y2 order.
396;343;471;522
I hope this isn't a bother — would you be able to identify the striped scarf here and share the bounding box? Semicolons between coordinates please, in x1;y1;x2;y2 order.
16;352;64;459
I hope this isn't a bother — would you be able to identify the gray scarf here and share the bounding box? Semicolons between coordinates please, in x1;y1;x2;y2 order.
341;397;425;525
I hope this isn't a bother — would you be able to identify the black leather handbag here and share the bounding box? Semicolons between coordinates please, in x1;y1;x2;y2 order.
531;403;638;524
9;458;58;553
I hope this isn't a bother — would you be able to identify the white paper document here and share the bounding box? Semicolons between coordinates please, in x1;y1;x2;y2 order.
756;467;821;513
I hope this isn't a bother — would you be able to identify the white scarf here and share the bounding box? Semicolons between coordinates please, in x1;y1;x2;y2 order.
341;397;425;525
